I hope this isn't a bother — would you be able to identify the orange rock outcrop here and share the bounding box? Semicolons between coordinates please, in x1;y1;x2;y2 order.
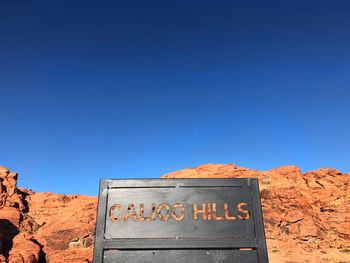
0;164;349;262
163;164;350;263
0;165;97;262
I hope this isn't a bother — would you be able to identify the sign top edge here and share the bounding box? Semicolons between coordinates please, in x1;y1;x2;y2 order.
100;178;258;188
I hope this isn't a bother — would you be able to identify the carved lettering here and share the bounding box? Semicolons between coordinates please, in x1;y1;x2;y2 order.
157;203;170;221
151;203;156;221
108;201;251;222
207;203;212;220
224;203;236;221
124;203;138;221
193;203;207;220
212;203;224;221
139;203;150;222
109;204;123;222
237;202;250;220
171;203;186;221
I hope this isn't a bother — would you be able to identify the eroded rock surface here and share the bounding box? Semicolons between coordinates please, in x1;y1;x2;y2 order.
0;166;97;262
0;164;349;262
163;164;350;263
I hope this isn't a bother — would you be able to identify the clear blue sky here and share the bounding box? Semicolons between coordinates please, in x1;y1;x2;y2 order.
1;1;349;195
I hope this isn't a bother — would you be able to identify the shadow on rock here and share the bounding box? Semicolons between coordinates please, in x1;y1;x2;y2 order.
0;219;19;258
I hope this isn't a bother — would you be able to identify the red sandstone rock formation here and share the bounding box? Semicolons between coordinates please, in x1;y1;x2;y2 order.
163;164;350;263
0;165;96;262
0;164;349;262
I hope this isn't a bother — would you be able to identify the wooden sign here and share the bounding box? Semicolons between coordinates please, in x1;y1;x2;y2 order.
93;178;268;262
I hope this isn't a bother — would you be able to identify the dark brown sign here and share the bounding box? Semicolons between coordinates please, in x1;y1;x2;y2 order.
93;178;268;262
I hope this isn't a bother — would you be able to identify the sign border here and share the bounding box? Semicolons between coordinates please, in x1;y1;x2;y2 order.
93;178;268;263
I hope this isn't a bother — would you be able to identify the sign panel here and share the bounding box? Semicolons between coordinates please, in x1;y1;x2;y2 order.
93;178;268;263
